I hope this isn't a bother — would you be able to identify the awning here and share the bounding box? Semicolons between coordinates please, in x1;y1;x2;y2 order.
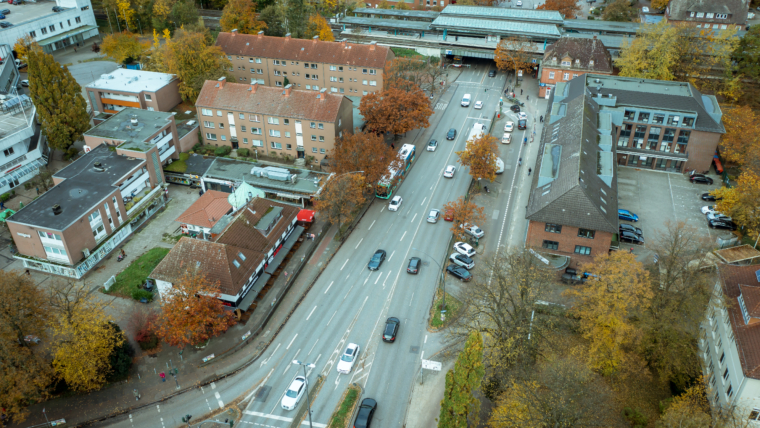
297;209;315;223
265;226;304;275
236;272;271;311
38;25;98;46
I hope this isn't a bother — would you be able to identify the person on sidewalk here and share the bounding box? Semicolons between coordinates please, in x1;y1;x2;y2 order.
528;168;532;176
540;115;543;122
520;89;523;95
160;372;166;382
133;389;141;401
527;95;530;101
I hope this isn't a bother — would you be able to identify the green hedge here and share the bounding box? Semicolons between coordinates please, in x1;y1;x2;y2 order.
215;146;232;156
237;148;250;157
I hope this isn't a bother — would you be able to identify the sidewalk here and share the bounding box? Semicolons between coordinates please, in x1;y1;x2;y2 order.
10;218;342;428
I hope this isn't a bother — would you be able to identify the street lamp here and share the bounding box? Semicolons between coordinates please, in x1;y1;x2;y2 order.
413;247;446;318
292;360;317;428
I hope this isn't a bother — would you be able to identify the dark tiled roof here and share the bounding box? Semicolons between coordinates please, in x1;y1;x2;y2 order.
196;80;347;123
719;264;760;379
543;37;613;74
215;32;392;69
175;190;232;229
215;198;299;253
667;0;748;25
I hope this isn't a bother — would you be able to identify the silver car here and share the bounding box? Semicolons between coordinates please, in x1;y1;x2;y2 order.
449;253;475;270
427;209;441;223
461;223;484;239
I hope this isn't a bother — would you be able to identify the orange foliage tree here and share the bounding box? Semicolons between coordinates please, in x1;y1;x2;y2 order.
537;0;581;19
314;173;366;236
305;14;335;42
719;105;760;173
331;131;401;192
153;272;237;349
359;83;434;136
713;170;760;242
494;36;534;78
220;0;267;34
456;131;500;184
443;196;486;242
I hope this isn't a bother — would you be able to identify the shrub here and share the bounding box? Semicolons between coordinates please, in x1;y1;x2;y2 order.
64;147;79;160
0;193;10;202
131;289;153;302
237;148;250;157
214;146;232;156
135;328;159;350
192;143;202;152
623;407;647;428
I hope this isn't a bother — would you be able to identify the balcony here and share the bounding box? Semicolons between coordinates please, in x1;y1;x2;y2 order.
159;145;176;162
119;170;150;200
154;133;173;151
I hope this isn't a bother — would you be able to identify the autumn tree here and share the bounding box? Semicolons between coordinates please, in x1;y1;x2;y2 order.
152;0;175;31
153;272;237;348
30;167;55;192
171;0;204;31
220;0;267;34
442;196;485;242
537;0;581;19
101;31;150;64
314;173;366;235
657;382;712;428
27;47;90;154
456;131;499;184
602;0;634;21
377;0;390;8
719;105;760;174
713;170;760;243
286;0;314;38
494;37;534;81
650;0;669;10
359;83;433;136
304;14;335;41
438;331;485;428
735;25;760;82
13;35;36;64
566;251;653;378
260;4;288;36
116;0;137;31
331;131;400;192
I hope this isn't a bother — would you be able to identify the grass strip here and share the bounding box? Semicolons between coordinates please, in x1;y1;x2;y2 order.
429;288;462;330
328;384;361;428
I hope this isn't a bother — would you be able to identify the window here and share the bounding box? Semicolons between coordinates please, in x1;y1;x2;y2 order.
217;111;222;116
75;16;81;23
311;64;317;69
285;132;291;137
284;119;289;125
3;147;14;157
88;211;101;223
574;246;591;255
318;123;324;130
545;223;562;233
638;112;650;123
319;136;325;142
206;133;217;140
330;65;337;71
269;129;281;137
251;127;262;135
660;142;672;152
92;223;105;239
749;409;760;421
563;73;569;80
624;110;636;121
203;121;214;128
363;80;368;85
257;69;264;74
271;142;282;149
310;122;316;128
218;123;225;129
38;231;62;241
720;352;725;365
286;144;292;150
589;60;594;66
243;138;248;144
727;384;734;398
40;27;47;35
723;367;730;380
221;135;226;141
320;148;326;154
682;117;695;127
49;25;55;32
311;135;317;141
578;229;595;239
647;127;661;150
250;114;260;122
44;246;67;258
312;147;317;153
274;70;282;76
652;114;665;124
634;126;646;140
369;80;377;86
267;117;280;125
677;130;690;145
251;139;263;147
241;126;246;132
275;81;283;87
362;68;368;74
542;240;559;250
548;71;555;79
561;60;571;66
330;76;337;82
255;58;262;63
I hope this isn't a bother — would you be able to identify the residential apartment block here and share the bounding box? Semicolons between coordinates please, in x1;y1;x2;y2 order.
666;0;749;30
195;78;353;161
0;0;99;53
86;69;182;116
215;31;393;96
539;37;612;99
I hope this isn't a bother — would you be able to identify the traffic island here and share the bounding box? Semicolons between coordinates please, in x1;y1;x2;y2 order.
327;384;362;428
428;288;462;331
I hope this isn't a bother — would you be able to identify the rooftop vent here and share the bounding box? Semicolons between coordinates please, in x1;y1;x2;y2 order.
93;162;105;172
130;115;138;126
52;204;62;215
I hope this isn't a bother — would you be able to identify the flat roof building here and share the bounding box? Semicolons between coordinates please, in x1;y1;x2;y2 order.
85;69;182;116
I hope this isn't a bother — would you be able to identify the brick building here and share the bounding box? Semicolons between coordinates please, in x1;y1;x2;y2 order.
666;0;749;30
195;78;353;161
215;31;393;96
85;69;182;116
538;37;612;98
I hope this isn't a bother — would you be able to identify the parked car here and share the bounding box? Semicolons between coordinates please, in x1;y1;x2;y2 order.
354;398;377;428
620;230;645;245
446;264;472;281
701;205;717;215
427;139;438;152
382;318;400;343
690;174;713;184
443;165;456;178
427;209;440;223
454;242;476;257
449;253;475;270
444;209;454;222
0;13;5;19
504;121;514;132
516;0;522;6
388;195;402;212
488;69;496;77
707;212;732;222
701;193;721;202
510;104;520;113
0;8;10;14
460;223;484;238
474;101;483;110
618;209;639;222
502;133;511;144
561;273;586;285
52;6;63;11
708;219;737;230
0;21;12;27
407;257;421;274
367;249;386;271
518;119;527;130
446;128;457;140
619;224;643;236
11;0;23;5
281;376;308;410
336;343;360;374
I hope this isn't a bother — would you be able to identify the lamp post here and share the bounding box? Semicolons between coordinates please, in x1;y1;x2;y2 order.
412;247;446;318
292;360;316;428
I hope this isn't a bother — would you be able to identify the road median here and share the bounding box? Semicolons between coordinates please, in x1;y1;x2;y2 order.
326;383;362;428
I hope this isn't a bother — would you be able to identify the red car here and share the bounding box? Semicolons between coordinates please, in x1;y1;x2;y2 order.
444;209;454;222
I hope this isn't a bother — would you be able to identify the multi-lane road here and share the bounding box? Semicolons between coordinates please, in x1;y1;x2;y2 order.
105;63;541;428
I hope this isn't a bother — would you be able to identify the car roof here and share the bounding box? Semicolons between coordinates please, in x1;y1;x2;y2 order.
456;242;473;249
446;165;455;170
346;343;358;351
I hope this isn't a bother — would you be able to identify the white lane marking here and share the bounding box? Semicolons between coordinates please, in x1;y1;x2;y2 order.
421;197;427;206
306;306;317;321
381;206;385;213
424;335;428;344
409;292;414;306
340;259;349;271
286;334;298;350
500;128;529;265
326;310;337;326
324;281;334;294
421;351;425;360
344;283;355;300
260;343;281;367
214;391;224;409
346;274;350;280
389;250;395;261
283;349;300;375
400;231;407;241
355;238;363;249
411;213;417;223
368;220;376;230
308;339;319;356
667;173;678;223
382;271;392;288
243;368;274;406
374;274;382;285
364;275;370;285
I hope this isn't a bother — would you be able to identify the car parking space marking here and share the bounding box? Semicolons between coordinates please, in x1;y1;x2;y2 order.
286;334;298;350
421;197;427;206
340;259;349;271
667;174;679;223
368;220;375;230
308;339;319;356
411;213;417;223
354;238;363;249
306;306;317;321
400;231;407;241
326;310;337;326
324;281;333;294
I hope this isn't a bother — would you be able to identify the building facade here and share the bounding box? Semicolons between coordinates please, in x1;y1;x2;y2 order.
0;0;99;53
539;37;612;98
666;0;749;30
85;69;182;115
195;78;353;161
215;31;393;96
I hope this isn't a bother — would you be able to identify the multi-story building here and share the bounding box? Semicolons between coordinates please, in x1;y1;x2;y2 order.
85;69;182;116
538;37;612;99
195;78;353;161
215;31;393;96
525;82;619;267
0;44;48;196
666;0;749;31
0;0;99;54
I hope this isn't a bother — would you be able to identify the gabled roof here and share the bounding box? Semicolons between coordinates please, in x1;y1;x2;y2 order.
667;0;749;25
175;190;232;229
719;264;760;379
215;198;299;254
215;32;392;69
543;37;613;74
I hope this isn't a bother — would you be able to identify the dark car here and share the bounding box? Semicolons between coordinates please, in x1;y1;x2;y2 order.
0;13;5;18
510;104;520;113
690;174;714;185
517;119;527;130
620;230;645;245
368;249;386;271
446;128;457;140
488;69;496;77
0;8;10;14
561;273;586;285
702;193;722;202
11;0;23;4
354;398;377;428
619;224;643;236
382;317;400;343
446;264;472;282
708;219;737;230
407;257;421;274
0;21;11;27
52;6;63;11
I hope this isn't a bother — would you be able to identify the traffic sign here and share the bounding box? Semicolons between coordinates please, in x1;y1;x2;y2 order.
421;359;442;371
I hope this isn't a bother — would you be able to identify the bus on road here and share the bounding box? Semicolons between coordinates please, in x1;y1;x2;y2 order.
375;144;416;199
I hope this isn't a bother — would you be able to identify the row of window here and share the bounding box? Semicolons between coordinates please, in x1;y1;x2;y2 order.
204;135;328;154
29;17;82;38
623;110;695;127
544;223;595;239
547;71;579;81
618;125;691;152
228;56;378;75
551;58;595;68
689;12;729;19
541;240;592;255
205;131;326;142
200;110;329;128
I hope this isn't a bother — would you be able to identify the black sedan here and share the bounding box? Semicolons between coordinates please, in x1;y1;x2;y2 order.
708;219;737;230
368;249;386;271
510;104;520;113
518;119;527;130
702;193;722;202
446;128;457;140
619;224;643;236
690;174;714;184
620;230;645;245
488;69;496;77
407;257;421;274
354;398;377;428
382;317;400;343
446;264;472;282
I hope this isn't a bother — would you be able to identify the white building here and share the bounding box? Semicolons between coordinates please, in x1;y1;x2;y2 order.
0;0;98;54
701;263;760;423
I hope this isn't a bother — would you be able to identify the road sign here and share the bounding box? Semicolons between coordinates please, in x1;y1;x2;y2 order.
421;359;442;371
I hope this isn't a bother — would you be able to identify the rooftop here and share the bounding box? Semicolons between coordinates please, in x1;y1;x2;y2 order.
175;190;232;229
203;158;331;196
0;0;64;30
85;69;178;94
7;145;143;230
431;16;562;38
0;96;35;139
668;0;749;24
341;17;433;31
84;108;176;151
440;5;564;24
718;264;760;380
353;7;440;19
715;245;760;264
543;37;613;74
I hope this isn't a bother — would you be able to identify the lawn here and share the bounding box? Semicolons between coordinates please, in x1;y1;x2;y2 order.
107;247;170;299
429;288;462;330
164;152;189;173
328;385;361;428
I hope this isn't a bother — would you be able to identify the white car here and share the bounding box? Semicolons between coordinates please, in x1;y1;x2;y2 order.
388;196;402;212
518;112;528;121
461;94;471;107
427;140;438;152
707;212;732;222
443;165;456;178
474;101;483;110
20;79;29;87
454;242;476;258
516;0;522;6
427;209;441;223
701;205;717;215
449;253;475;270
337;343;360;374
281;376;308;410
504;121;514;132
502;133;511;144
460;223;484;238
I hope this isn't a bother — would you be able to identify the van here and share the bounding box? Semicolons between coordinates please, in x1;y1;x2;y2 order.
461;94;471;107
495;157;504;174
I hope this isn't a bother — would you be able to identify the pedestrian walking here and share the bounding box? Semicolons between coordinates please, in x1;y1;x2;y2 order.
540;115;543;122
520;89;523;95
527;95;530;101
160;372;166;382
120;249;126;258
630;248;634;254
198;189;204;197
133;389;141;401
0;201;5;210
35;187;39;195
528;168;532;175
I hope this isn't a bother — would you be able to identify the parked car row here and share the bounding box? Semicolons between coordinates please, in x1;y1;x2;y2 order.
702;204;736;230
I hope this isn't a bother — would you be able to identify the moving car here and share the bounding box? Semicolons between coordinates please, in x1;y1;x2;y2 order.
407;257;421;274
337;343;360;374
454;242;476;257
702;193;721;202
518;112;528;121
461;94;471;107
690;174;713;184
461;223;484;238
510;104;520;113
620;231;645;245
518;119;527;130
427;139;438;152
367;249;386;271
388;195;402;212
708;219;737;230
281;376;308;410
619;224;643;236
427;209;440;223
701;205;717;215
707;212;732;222
354;398;377;428
618;209;639;222
382;318;400;343
474;101;483;110
443;165;456;178
449;253;475;270
504;121;514;132
488;69;496;77
444;209;454;222
502;133;511;144
447;264;472;281
446;128;457;140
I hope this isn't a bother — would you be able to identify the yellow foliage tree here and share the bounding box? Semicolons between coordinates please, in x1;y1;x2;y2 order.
305;14;335;42
713;170;760;242
718;105;760;171
657;381;712;428
101;31;150;64
152;0;175;21
456;131;499;184
13;35;40;64
396;1;410;10
220;0;267;34
116;0;137;31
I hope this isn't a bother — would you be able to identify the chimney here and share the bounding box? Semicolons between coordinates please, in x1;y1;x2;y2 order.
285;33;291;39
593;35;597;39
257;31;264;39
369;41;376;51
218;76;226;88
313;35;319;44
283;84;293;97
52;205;62;215
248;82;258;93
319;88;327;100
231;29;238;34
